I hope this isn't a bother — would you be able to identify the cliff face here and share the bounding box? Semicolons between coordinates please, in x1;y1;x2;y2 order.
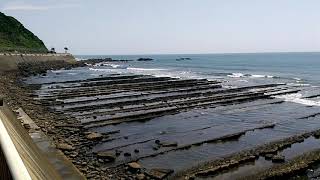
0;12;48;53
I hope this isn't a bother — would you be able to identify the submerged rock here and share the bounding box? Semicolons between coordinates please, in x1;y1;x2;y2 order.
160;141;178;147
272;155;285;163
97;151;116;162
264;153;275;160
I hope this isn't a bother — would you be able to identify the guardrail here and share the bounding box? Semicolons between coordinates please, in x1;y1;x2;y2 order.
0;53;72;57
0;97;32;180
0;97;62;180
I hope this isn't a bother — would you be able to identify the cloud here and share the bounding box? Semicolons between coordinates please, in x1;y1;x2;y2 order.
3;5;49;11
2;2;79;11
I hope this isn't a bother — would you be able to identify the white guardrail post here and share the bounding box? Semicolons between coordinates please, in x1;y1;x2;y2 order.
0;97;32;180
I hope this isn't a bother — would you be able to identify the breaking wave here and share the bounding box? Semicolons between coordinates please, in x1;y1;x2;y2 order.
273;93;320;106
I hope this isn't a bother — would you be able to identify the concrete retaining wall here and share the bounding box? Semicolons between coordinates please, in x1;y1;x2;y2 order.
0;53;76;72
0;100;61;180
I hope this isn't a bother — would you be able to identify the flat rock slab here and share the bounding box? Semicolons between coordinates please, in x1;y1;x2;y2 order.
86;132;103;141
272;155;285;163
128;162;141;169
97;151;116;162
57;143;75;151
146;168;174;179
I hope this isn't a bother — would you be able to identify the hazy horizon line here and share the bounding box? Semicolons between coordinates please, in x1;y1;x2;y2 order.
75;51;320;56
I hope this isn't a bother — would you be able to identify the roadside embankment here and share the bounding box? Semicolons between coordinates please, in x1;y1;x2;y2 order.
0;53;77;72
0;99;61;179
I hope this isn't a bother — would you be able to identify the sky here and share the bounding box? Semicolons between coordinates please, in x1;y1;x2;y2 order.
1;0;320;55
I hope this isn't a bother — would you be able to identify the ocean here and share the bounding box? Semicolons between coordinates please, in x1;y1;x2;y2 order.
76;52;320;85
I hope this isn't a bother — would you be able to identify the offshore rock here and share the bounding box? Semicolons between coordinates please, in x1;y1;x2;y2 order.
137;58;154;61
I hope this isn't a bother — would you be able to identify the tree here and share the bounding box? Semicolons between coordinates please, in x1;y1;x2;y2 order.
64;47;69;53
50;47;56;54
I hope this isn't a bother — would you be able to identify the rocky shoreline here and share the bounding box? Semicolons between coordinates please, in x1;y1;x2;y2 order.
0;61;135;179
176;129;320;179
1;60;320;180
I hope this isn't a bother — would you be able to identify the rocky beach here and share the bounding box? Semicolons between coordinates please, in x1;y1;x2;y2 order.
1;57;320;179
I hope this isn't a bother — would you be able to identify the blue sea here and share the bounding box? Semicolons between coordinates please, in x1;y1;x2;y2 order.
76;52;320;87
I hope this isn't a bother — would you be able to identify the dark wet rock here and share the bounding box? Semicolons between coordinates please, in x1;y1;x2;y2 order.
152;146;160;151
62;127;80;132
264;153;275;160
272;155;285;163
308;168;320;178
23;123;31;129
115;150;122;156
176;58;192;61
296;136;305;143
97;151;116;162
314;131;320;139
56;143;75;151
160;141;178;147
137;58;153;61
86;132;103;141
146;169;174;179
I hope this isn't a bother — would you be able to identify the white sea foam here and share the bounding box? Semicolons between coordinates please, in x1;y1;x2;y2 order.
51;70;64;73
251;74;274;78
238;80;249;83
227;73;244;78
228;73;274;78
75;57;88;61
273;93;320;106
287;83;310;87
126;67;167;71
89;68;112;72
109;64;121;68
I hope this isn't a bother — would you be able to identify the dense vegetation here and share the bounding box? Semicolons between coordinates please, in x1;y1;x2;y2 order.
0;12;47;53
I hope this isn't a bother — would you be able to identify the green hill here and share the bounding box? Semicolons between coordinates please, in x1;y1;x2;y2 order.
0;12;47;53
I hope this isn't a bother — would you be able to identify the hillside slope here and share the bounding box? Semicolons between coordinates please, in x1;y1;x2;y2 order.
0;12;47;53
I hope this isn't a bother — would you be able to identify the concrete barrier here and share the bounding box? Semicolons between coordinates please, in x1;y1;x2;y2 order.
0;53;77;72
0;99;62;180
